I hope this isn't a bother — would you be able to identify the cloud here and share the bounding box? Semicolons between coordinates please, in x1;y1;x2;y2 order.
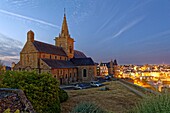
0;33;23;66
129;30;170;45
95;6;120;35
97;16;145;45
70;0;95;24
0;9;60;29
111;16;145;39
129;0;154;12
0;56;19;62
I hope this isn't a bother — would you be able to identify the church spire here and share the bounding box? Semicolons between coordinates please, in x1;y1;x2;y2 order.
64;8;66;16
55;9;74;59
61;8;69;37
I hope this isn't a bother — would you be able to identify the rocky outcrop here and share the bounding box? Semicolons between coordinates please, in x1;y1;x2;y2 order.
0;88;35;113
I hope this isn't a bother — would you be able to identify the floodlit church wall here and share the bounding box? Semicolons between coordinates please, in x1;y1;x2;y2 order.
77;66;96;82
51;68;77;84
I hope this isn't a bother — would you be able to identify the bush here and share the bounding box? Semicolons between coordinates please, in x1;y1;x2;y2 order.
3;109;20;113
129;93;170;113
0;60;4;75
59;88;68;103
0;71;61;113
71;102;106;113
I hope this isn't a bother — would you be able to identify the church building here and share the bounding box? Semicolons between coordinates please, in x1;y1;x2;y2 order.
14;13;97;84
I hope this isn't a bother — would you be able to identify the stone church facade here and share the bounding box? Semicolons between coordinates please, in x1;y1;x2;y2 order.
14;13;96;84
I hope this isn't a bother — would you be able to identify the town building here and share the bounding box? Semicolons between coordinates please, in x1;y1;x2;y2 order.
97;60;118;77
0;66;11;71
14;13;96;84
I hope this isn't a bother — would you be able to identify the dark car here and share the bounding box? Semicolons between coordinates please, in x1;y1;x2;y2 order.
105;75;112;80
74;83;91;90
97;77;107;83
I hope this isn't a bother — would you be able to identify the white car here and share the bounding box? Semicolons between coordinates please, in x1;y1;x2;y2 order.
90;81;103;87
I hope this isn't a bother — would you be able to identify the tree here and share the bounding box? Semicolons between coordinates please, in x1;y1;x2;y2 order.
0;60;4;74
0;60;3;69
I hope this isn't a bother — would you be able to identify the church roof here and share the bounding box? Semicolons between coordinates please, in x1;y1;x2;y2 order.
41;59;76;68
70;58;95;66
33;41;67;56
74;50;87;58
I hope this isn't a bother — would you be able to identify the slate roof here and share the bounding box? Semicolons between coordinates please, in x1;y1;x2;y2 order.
74;50;87;58
100;63;109;67
41;59;76;68
70;58;95;66
100;60;118;68
33;40;67;56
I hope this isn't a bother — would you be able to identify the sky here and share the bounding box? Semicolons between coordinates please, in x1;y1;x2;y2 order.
0;0;170;66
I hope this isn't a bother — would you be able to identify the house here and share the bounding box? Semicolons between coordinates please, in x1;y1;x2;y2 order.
97;60;118;77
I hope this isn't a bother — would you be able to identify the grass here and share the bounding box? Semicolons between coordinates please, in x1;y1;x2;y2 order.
71;102;106;113
61;81;141;113
128;93;170;113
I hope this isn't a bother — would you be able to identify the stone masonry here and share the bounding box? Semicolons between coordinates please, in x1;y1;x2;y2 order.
0;88;35;113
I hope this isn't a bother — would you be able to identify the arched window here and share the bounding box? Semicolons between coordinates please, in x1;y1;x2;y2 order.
83;69;87;77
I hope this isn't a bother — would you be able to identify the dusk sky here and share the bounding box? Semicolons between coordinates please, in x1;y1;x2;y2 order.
0;0;170;66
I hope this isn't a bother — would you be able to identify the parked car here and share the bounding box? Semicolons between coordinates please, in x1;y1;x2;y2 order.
90;81;103;87
97;77;107;83
105;75;112;80
74;83;91;90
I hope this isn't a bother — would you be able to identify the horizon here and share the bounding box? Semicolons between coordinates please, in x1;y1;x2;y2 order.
0;0;170;66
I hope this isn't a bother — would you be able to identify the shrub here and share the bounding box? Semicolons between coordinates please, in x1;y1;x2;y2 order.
59;88;68;103
71;102;106;113
0;60;3;70
129;93;170;113
0;60;4;75
3;108;10;113
0;71;61;113
3;109;20;113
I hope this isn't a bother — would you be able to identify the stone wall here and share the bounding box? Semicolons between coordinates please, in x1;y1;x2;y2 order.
77;66;96;82
0;88;35;113
51;68;78;85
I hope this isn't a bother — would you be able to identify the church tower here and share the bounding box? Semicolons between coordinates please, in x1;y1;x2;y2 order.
55;11;74;59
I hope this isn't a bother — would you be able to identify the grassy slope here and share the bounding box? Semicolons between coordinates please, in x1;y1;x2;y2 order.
61;81;141;113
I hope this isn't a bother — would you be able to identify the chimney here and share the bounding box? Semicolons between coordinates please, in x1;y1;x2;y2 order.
27;30;34;42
